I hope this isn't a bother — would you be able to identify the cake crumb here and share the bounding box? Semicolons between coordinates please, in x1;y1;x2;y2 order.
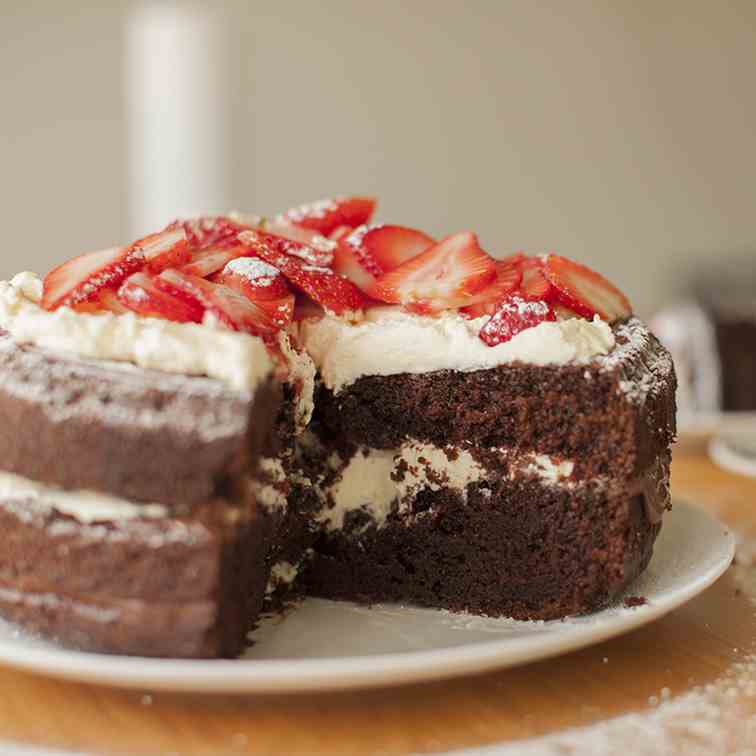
623;595;647;608
140;694;153;706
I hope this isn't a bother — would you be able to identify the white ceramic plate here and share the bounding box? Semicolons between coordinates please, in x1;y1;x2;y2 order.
709;430;756;478
678;411;756;441
0;502;733;694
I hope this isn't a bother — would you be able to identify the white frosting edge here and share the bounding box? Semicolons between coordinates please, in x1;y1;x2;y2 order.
0;273;273;394
0;469;167;523
297;307;616;393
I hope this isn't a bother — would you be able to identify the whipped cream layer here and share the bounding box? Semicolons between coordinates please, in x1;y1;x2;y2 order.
316;440;578;532
0;273;273;393
0;469;167;523
298;307;616;393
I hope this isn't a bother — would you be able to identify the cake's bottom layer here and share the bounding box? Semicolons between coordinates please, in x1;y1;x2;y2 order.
303;462;667;620
0;473;274;658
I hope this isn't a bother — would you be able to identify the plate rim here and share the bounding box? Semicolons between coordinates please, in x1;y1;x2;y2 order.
0;502;735;693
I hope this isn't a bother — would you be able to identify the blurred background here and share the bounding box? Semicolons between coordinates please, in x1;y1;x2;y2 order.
2;0;755;318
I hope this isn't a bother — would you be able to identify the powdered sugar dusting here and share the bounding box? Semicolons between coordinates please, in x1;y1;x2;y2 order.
223;258;280;288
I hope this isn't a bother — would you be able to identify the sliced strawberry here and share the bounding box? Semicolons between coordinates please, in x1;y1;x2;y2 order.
239;230;368;315
542;254;632;322
293;295;326;322
42;246;144;311
117;272;204;323
169;216;248;250
156;270;278;335
329;225;353;242
71;289;131;316
133;228;190;273
346;224;434;274
332;240;379;293
520;264;553;301
479;296;556;346
180;245;253;278
215;257;291;301
367;232;496;309
275;196;376;236
459;259;523;317
239;228;334;268
252;294;296;329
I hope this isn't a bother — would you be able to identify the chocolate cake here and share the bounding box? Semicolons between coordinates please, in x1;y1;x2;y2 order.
0;196;677;657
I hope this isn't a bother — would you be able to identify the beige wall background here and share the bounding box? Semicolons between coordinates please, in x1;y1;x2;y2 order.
1;1;755;318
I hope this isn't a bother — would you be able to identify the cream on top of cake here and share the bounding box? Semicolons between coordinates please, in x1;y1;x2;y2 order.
297;306;616;393
0;272;274;393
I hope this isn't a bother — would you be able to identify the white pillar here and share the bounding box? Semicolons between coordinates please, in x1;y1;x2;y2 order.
124;4;235;236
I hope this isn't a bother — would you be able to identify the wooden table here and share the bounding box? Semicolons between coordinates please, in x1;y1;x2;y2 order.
2;444;755;755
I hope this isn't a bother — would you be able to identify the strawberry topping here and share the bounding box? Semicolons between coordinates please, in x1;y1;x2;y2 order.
169;216;248;250
181;245;253;278
367;232;496;309
135;228;190;273
215;257;291;301
42;246;144;311
118;272;204;323
479;296;556;346
332;240;378;293
345;224;434;274
520;263;553;301
459;259;523;317
276;196;376;236
156;269;278;335
542;254;632;322
239;230;368;315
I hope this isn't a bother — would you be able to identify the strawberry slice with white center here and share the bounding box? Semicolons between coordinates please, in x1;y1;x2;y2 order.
169;216;248;250
42;246;144;311
346;224;434;274
251;294;296;329
275;196;376;236
366;232;496;309
117;272;204;323
542;254;632;322
459;258;523;317
332;240;378;293
240;228;335;268
180;245;253;278
156;269;278;335
238;230;368;315
215;257;291;301
520;261;553;301
329;225;354;242
479;296;556;346
72;289;132;316
134;228;190;273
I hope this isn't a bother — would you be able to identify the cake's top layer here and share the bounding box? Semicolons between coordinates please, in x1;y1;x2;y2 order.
297;307;615;392
0;273;273;394
14;195;636;390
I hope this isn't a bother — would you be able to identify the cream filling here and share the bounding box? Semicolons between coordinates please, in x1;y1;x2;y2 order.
297;307;616;393
250;457;288;513
0;273;273;394
316;441;579;532
0;469;167;523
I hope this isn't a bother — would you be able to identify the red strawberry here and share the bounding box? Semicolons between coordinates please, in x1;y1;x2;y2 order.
72;289;131;316
275;196;376;236
169;216;248;250
542;254;632;322
252;294;296;329
367;232;496;309
459;259;523;317
239;228;335;268
239;230;368;315
520;263;553;301
215;257;291;301
156;270;278;335
479;296;556;346
332;240;378;293
117;272;204;323
42;246;144;311
329;225;353;241
346;224;434;274
134;228;190;273
181;245;253;278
